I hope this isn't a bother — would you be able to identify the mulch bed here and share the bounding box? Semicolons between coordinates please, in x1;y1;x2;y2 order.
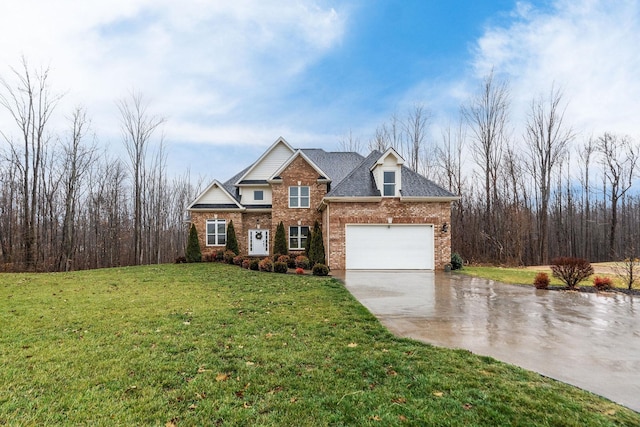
542;286;640;296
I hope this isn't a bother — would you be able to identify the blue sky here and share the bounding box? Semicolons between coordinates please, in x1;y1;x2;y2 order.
0;1;638;182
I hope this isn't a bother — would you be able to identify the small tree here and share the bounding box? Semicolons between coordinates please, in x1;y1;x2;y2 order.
308;221;325;265
225;220;239;255
614;249;640;290
551;257;593;289
274;221;287;257
185;224;202;263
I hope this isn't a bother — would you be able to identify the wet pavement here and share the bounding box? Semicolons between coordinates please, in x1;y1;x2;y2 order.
341;270;640;412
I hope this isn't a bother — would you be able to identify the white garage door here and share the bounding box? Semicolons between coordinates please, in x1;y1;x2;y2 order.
345;224;434;270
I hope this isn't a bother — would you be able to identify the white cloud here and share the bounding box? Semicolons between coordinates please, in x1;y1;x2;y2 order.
471;0;640;139
0;0;346;151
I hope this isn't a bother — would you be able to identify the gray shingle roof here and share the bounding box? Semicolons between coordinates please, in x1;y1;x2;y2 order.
326;150;457;198
300;149;365;183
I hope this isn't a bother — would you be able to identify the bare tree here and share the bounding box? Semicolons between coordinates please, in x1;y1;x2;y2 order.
524;85;573;264
461;70;509;220
0;58;62;269
118;91;165;265
597;133;638;258
338;129;364;153
58;107;96;271
403;104;431;173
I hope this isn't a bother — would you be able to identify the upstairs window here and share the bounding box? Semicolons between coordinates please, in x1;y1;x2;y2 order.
206;219;226;246
289;226;309;250
254;190;264;201
383;171;396;196
289;186;310;208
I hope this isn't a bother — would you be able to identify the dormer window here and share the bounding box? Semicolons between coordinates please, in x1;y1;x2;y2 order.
383;171;396;196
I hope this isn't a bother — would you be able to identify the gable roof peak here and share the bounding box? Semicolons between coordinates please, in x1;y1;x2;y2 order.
372;147;405;169
234;137;295;185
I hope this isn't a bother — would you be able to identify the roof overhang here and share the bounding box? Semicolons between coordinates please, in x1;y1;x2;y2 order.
399;196;461;202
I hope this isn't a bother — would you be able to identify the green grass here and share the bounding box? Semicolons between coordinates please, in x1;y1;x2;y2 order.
458;265;629;289
1;263;637;426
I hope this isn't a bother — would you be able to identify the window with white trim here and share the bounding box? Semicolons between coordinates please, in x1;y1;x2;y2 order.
289;226;309;250
206;219;226;246
254;190;264;201
289;186;310;208
383;171;396;196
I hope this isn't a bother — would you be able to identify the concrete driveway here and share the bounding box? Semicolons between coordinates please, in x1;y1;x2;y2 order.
341;270;640;412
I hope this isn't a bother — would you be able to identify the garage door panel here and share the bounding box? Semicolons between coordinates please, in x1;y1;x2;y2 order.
345;224;434;270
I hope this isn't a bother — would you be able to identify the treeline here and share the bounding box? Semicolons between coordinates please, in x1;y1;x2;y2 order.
0;59;200;272
345;71;639;266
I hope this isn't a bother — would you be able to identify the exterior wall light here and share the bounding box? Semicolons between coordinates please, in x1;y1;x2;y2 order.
441;222;449;233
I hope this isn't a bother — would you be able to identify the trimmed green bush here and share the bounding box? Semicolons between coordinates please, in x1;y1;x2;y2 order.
312;263;329;276
274;222;288;258
274;261;288;274
286;255;297;269
185;224;202;263
224;250;236;264
295;255;310;270
451;253;463;270
308;221;325;265
225;220;239;255
259;257;274;272
249;259;260;271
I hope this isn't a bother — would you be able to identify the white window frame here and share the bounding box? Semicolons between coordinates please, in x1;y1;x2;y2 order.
289;186;310;208
383;171;396;197
206;219;226;246
289;225;309;250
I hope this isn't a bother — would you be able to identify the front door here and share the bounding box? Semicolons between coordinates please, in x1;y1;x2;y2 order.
248;229;269;256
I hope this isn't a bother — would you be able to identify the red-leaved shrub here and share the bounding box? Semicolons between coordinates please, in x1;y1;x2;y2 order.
533;272;550;289
593;276;613;291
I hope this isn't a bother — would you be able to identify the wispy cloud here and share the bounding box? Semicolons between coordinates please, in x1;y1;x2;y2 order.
472;0;640;138
0;1;346;148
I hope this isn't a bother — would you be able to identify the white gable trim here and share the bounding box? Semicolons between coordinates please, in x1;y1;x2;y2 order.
234;137;295;185
269;149;331;181
188;180;242;210
370;147;405;170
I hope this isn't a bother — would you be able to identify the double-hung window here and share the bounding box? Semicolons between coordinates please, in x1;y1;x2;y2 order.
289;226;309;250
289;186;310;208
383;171;396;197
206;219;226;246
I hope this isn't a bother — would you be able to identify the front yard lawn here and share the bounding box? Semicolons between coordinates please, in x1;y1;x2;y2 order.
1;263;637;425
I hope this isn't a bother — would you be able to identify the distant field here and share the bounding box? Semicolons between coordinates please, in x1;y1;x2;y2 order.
0;263;637;425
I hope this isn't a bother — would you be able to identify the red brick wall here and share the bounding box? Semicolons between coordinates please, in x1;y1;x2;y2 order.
270;156;324;251
324;199;452;270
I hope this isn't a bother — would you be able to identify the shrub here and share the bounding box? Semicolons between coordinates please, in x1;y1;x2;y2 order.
242;259;251;269
274;261;288;274
249;259;260;271
274;222;288;258
295;267;304;275
308;221;325;266
286;255;297;269
593;276;613;291
295;255;310;270
312;263;329;276
533;272;550;289
215;249;225;262
451;253;463;270
185;224;202;263
259;257;274;272
224;250;236;264
233;255;244;266
225;220;239;255
551;257;594;289
175;256;187;264
277;255;290;265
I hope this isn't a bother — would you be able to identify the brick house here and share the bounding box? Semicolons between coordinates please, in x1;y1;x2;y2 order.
187;137;459;270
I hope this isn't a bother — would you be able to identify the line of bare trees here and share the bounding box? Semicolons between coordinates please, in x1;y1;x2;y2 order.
0;59;199;272
360;71;639;266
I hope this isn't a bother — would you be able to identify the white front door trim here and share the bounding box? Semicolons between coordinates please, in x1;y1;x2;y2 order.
248;229;269;256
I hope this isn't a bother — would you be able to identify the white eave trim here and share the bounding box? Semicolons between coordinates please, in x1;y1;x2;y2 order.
269;149;332;183
399;196;461;202
233;137;295;186
322;196;383;203
187;179;243;210
188;207;247;212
